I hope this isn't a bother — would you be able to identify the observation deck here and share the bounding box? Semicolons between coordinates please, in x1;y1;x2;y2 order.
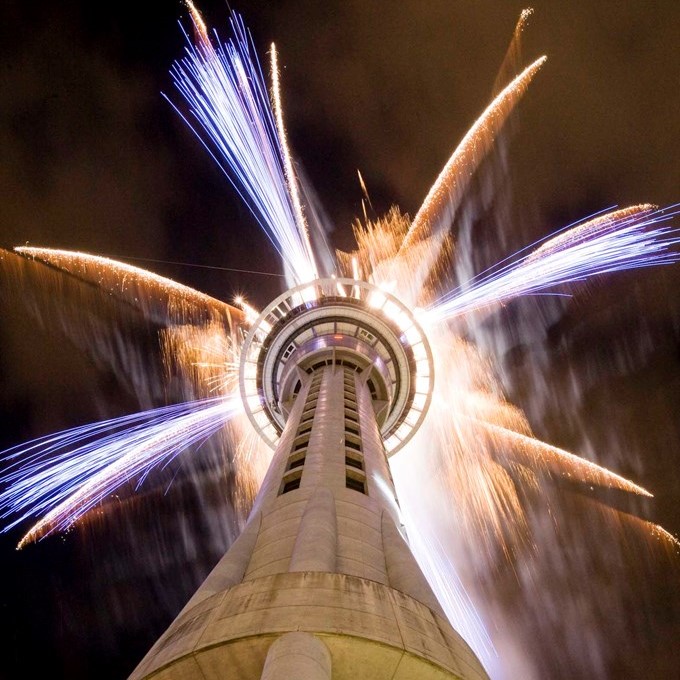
239;278;434;453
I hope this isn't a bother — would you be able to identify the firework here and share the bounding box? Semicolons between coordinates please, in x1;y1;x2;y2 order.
15;246;239;326
269;42;314;264
167;8;318;285
426;204;680;322
0;7;678;679
400;56;547;253
3;9;669;552
0;396;242;547
492;7;534;96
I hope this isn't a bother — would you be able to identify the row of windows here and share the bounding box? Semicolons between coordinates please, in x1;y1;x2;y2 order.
343;369;366;495
279;369;368;496
345;454;362;470
280;373;323;495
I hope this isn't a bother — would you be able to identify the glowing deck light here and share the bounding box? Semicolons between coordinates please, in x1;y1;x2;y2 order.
368;289;387;309
405;326;422;345
246;395;262;412
300;285;317;303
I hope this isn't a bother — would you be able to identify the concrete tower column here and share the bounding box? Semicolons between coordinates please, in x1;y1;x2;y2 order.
260;633;331;680
129;279;489;680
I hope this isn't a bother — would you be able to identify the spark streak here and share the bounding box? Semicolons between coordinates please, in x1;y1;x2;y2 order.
492;7;534;96
401;55;547;253
0;396;242;547
427;205;680;322
167;10;318;285
472;418;652;497
15;246;238;325
391;457;499;673
269;42;315;270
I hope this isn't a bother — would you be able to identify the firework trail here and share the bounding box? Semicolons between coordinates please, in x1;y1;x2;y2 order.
1;247;178;406
399;56;547;255
350;195;678;675
427;205;680;322
1;246;250;549
162;320;240;395
0;396;242;547
269;43;314;265
14;246;239;326
391;456;501;677
492;8;534;96
471;419;652;498
369;54;546;307
167;6;318;285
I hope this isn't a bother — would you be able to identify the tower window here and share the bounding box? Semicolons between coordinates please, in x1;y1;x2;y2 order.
345;476;365;494
366;378;378;399
288;456;305;470
345;455;363;470
282;477;301;493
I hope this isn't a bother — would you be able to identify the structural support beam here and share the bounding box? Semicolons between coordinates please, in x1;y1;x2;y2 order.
289;487;337;573
261;632;331;680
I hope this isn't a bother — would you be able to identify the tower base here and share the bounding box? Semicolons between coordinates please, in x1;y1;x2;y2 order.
130;572;486;680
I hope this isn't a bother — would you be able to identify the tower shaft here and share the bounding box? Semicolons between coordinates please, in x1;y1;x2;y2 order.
130;363;488;679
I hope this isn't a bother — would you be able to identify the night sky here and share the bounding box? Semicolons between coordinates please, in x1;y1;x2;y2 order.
1;1;679;678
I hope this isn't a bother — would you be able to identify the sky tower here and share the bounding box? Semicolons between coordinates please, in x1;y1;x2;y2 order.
130;277;489;680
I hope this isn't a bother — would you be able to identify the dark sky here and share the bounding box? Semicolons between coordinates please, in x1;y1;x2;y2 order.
0;1;678;678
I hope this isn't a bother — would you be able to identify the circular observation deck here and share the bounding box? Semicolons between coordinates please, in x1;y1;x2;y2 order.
239;279;434;455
